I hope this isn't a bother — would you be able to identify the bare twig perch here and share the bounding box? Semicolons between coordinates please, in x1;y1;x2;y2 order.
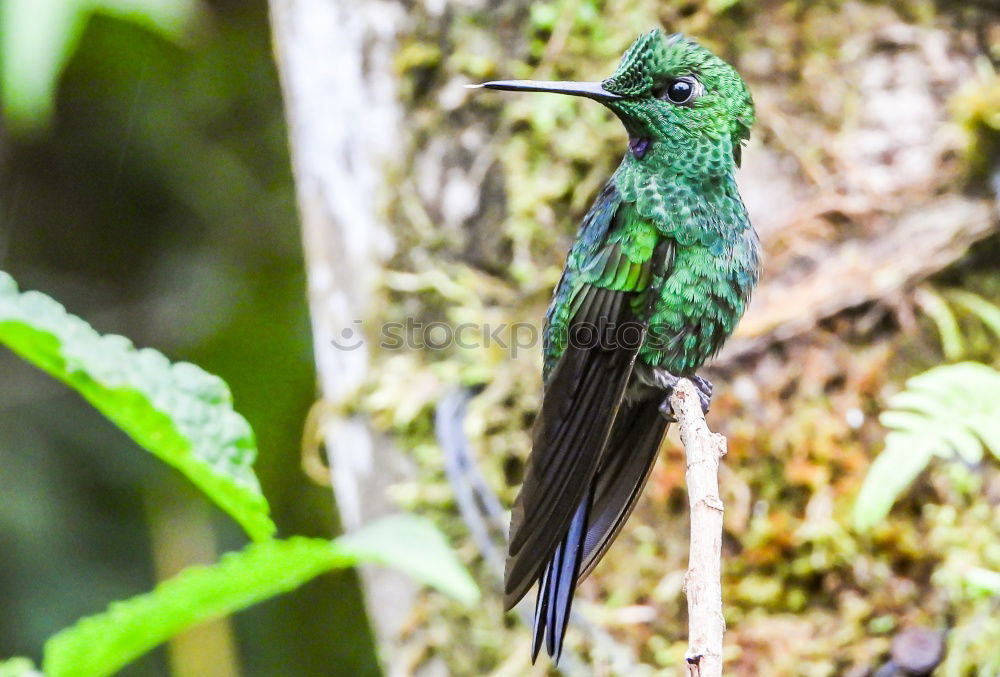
670;379;728;677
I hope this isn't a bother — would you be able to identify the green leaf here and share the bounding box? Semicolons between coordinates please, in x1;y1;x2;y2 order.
947;289;1000;340
915;287;965;360
0;658;42;677
853;434;935;531
883;390;939;417
43;517;478;677
707;0;742;12
855;362;1000;530
942;428;984;464
0;0;200;131
0;271;274;541
0;0;87;130
337;514;480;606
964;567;1000;597
877;410;937;436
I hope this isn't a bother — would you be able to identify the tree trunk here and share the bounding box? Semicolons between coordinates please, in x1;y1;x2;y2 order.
268;2;422;672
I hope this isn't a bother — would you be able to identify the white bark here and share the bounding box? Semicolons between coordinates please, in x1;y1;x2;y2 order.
268;1;421;670
670;379;727;677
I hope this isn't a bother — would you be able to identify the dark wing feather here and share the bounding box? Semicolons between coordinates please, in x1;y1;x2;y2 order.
505;191;670;610
504;285;639;607
579;397;669;581
525;236;674;661
577;239;675;580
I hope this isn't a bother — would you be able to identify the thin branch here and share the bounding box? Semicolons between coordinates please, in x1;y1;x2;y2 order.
670;379;727;677
435;388;507;577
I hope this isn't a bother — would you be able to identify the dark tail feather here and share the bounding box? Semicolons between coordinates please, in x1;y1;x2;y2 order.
528;398;667;663
530;494;592;663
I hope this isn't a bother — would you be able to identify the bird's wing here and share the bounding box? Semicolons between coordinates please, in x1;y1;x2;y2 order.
504;187;670;608
579;396;669;581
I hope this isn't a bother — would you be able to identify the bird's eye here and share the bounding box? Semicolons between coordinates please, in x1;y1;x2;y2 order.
660;77;697;105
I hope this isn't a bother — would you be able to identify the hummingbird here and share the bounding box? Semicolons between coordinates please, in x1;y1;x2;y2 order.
472;30;758;661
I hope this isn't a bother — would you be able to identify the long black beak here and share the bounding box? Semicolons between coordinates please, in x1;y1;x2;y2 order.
468;80;621;102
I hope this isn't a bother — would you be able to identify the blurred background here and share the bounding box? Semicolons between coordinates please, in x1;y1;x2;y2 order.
0;1;378;675
2;0;999;676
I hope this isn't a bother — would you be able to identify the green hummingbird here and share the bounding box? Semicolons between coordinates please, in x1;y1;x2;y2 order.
473;30;758;661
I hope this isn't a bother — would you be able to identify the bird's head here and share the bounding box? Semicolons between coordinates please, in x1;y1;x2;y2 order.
473;30;754;172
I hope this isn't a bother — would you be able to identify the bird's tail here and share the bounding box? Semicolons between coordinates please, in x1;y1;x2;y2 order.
530;488;592;663
528;396;668;663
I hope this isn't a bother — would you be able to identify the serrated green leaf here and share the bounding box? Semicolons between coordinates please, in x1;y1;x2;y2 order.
0;271;274;540
43;538;350;677
0;658;42;677
43;517;478;677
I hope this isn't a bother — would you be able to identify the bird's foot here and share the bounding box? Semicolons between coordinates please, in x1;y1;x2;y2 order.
652;370;714;421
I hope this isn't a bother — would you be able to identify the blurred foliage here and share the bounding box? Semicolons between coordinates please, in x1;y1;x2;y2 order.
855;291;1000;531
951;57;1000;179
0;0;200;131
854;361;1000;531
0;2;383;675
0;659;42;677
0;272;476;675
43;517;477;677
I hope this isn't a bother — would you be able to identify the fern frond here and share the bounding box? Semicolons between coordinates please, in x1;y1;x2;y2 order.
854;362;1000;531
914;287;965;360
946;289;1000;341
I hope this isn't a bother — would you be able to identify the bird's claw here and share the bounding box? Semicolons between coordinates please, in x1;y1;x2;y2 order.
653;370;713;421
658;399;678;423
691;375;714;412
